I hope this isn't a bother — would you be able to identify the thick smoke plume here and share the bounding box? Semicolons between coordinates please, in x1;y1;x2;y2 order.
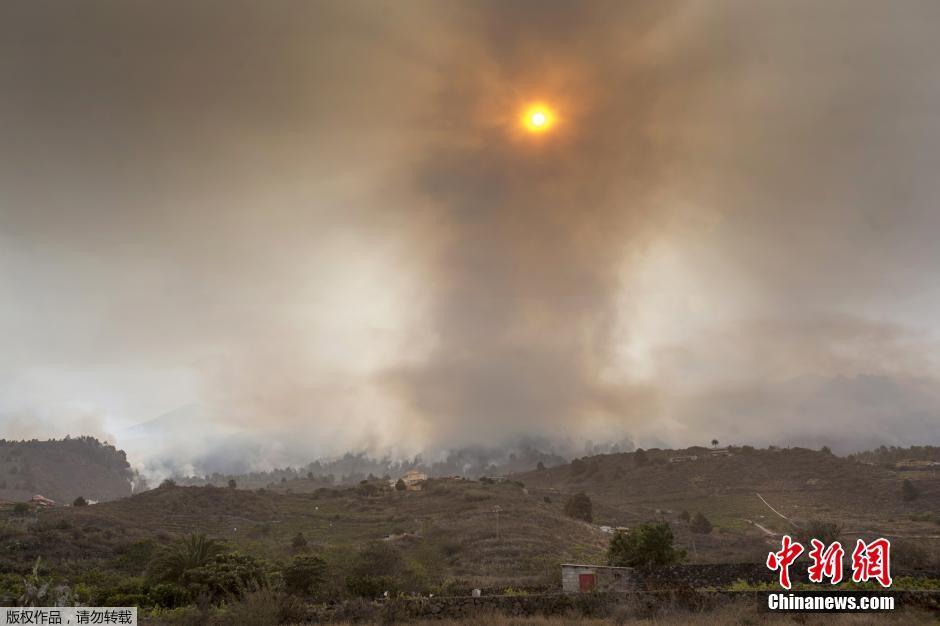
2;1;940;475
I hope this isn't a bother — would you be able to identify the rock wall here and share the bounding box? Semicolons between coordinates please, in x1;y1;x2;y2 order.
307;590;940;623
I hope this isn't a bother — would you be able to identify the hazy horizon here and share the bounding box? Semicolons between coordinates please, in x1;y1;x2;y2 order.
4;1;940;474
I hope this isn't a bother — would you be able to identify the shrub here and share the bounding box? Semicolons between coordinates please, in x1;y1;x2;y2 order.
678;510;691;522
12;502;29;515
353;541;404;578
183;552;268;602
796;520;843;546
227;479;237;489
345;574;396;598
536;462;545;471
902;479;920;501
892;540;931;571
73;496;88;507
148;582;192;608
282;555;327;597
607;522;685;568
563;492;593;523
159;478;177;488
440;541;462;558
356;482;380;497
291;532;308;552
395;479;406;491
214;589;306;626
148;533;225;584
690;512;713;535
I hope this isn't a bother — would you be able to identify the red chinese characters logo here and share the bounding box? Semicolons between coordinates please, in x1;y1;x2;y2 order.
851;538;892;588
767;536;892;589
766;534;804;589
807;539;844;584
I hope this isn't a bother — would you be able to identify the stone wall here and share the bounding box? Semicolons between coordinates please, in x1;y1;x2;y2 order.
306;590;940;623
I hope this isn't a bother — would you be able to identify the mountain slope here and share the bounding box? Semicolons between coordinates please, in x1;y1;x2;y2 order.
0;436;133;503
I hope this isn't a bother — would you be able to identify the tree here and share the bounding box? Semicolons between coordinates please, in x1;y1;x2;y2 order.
291;532;308;552
634;449;648;467
563;492;593;523
184;552;268;601
283;555;328;597
536;461;545;471
902;479;920;501
395;478;406;491
607;522;685;568
72;496;88;507
711;439;719;449
570;458;587;476
228;479;237;489
346;541;404;598
159;478;177;488
13;502;29;515
690;512;713;535
353;541;404;578
678;510;691;522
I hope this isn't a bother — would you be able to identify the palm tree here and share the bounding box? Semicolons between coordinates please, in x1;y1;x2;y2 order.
711;439;719;449
148;532;224;583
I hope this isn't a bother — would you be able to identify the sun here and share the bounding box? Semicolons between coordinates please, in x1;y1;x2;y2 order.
522;104;554;133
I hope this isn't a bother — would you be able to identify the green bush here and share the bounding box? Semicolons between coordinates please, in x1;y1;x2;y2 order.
96;577;148;607
563;492;592;523
148;582;192;608
282;555;327;597
352;541;404;578
345;574;396;598
183;552;268;602
607;522;685;568
72;496;88;507
148;533;224;584
12;502;29;515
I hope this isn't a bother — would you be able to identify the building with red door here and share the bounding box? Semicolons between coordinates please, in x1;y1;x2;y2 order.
561;563;637;593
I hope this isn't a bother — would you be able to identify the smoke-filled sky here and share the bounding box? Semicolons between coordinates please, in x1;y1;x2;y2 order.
3;0;940;472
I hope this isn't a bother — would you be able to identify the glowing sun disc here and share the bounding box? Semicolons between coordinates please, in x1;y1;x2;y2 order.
522;104;554;133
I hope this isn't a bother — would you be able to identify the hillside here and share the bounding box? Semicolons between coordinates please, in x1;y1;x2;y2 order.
5;478;608;590
0;437;133;504
2;444;938;597
514;446;940;565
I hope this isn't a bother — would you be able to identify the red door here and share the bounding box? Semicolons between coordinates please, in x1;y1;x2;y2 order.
579;573;596;592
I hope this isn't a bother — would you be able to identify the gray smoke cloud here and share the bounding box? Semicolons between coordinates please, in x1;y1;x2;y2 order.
2;1;940;474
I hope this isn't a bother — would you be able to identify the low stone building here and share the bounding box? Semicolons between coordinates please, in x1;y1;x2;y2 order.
561;564;637;593
389;469;428;491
